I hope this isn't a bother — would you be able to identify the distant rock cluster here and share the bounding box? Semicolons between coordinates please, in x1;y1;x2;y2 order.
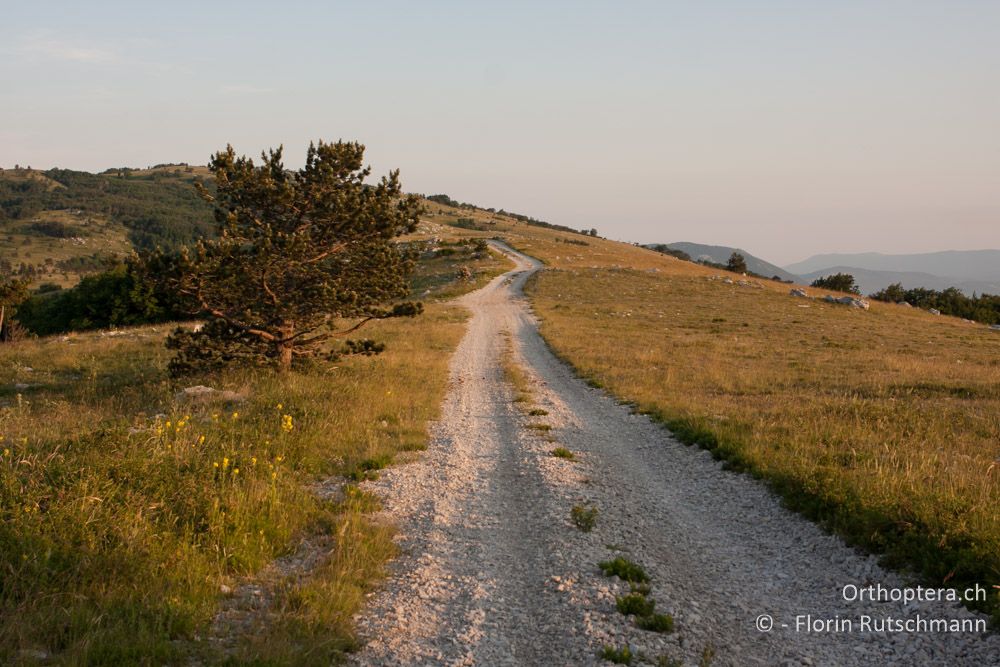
788;288;870;310
707;275;764;289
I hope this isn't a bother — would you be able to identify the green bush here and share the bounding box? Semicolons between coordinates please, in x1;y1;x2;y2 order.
811;273;860;295
598;556;649;583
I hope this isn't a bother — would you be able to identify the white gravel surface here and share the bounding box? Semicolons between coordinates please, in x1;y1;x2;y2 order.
353;243;999;666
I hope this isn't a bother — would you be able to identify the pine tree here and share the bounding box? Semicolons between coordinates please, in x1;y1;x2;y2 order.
726;252;747;274
0;278;29;342
143;141;423;373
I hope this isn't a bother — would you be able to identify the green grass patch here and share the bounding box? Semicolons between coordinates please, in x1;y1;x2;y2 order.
637;612;675;633
600;645;634;665
550;447;575;460
598;556;649;583
616;592;655;616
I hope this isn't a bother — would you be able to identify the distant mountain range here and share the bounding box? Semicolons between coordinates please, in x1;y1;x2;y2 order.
795;266;1000;297
648;243;1000;296
786;250;1000;296
785;250;1000;281
650;242;798;282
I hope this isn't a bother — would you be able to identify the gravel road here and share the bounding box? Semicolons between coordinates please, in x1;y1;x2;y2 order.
353;243;999;666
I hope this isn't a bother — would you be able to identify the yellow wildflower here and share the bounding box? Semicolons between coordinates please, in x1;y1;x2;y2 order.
3;448;9;457
233;468;239;475
281;414;294;432
231;412;239;420
276;403;283;410
251;457;257;466
222;457;229;469
198;435;206;445
213;461;219;468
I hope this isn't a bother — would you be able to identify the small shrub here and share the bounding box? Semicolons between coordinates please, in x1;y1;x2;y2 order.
349;454;393;481
528;408;549;416
598;556;649;583
616;593;655;616
637;612;674;633
629;581;652;596
527;422;552;432
571;504;598;532
550;447;575;460
600;645;633;665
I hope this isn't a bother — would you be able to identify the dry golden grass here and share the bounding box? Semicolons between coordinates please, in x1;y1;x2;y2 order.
526;263;1000;621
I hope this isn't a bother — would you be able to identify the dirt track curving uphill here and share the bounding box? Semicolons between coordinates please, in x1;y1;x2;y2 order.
353;242;999;666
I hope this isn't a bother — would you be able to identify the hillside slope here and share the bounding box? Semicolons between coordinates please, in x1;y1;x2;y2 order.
0;165;215;286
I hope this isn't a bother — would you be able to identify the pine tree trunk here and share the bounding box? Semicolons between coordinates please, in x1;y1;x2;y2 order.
278;342;293;372
277;323;294;372
0;304;5;342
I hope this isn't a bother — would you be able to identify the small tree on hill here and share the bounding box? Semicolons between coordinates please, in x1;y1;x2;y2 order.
811;273;860;295
144;141;423;373
726;252;747;274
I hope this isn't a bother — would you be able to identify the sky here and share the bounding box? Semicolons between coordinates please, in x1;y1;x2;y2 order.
1;1;997;265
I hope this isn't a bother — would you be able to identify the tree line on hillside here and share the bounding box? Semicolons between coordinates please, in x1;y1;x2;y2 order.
807;273;1000;324
427;193;596;237
2;141;424;374
0;167;216;249
870;283;1000;324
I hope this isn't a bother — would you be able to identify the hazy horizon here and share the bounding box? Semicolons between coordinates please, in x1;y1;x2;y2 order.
3;1;997;265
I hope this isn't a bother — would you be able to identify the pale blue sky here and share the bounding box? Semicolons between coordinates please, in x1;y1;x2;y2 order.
2;1;997;264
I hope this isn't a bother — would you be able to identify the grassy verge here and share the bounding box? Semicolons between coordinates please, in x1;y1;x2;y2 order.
409;240;514;301
0;300;468;664
527;267;1000;623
